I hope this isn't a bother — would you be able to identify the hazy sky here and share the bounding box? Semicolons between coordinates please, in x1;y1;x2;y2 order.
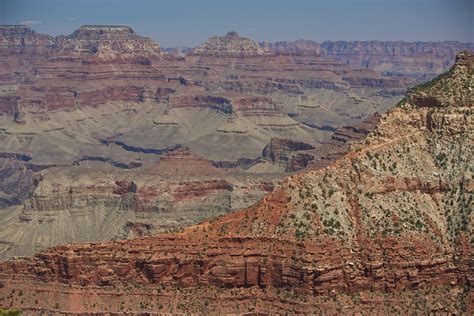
1;0;472;47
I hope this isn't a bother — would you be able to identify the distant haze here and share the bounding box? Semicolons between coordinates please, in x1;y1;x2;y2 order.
1;0;472;47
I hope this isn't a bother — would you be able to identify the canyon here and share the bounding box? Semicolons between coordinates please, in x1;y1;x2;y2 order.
0;24;472;263
0;50;471;314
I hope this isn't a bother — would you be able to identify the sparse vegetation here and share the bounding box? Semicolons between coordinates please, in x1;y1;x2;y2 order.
0;308;21;316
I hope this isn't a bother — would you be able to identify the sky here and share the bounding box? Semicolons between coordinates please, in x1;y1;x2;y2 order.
0;0;472;47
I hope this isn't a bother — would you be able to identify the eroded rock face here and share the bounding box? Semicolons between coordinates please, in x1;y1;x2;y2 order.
0;233;470;314
56;25;163;58
0;25;55;51
192;31;264;56
0;24;163;59
261;40;474;79
260;39;322;56
0;148;276;258
0;52;471;314
0;27;472;301
0;158;36;207
262;138;315;172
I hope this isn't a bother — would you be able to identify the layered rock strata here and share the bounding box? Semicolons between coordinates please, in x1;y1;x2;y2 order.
261;40;474;79
0;149;277;258
0;52;471;315
0;25;471;271
192;31;264;56
262;138;315;172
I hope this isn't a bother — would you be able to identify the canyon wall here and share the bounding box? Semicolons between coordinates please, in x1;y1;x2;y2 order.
261;40;474;79
0;52;471;315
0;25;471;281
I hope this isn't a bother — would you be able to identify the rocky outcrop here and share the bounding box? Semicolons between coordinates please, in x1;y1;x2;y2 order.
328;113;382;146
0;158;36;207
169;95;233;113
1;52;471;315
212;157;260;169
56;25;163;58
0;232;470;314
0;24;163;59
308;113;382;170
404;51;473;109
191;31;264;56
0;201;469;313
262;138;315;172
285;152;315;172
0;25;54;51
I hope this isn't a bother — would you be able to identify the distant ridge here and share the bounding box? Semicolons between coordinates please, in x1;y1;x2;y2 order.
191;31;265;56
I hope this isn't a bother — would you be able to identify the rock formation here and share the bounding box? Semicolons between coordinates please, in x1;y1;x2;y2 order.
191;31;264;56
262;138;315;172
0;25;54;51
260;39;322;56
0;148;277;258
0;24;163;59
261;40;474;80
0;158;36;207
0;25;471;275
56;25;163;58
0;51;471;314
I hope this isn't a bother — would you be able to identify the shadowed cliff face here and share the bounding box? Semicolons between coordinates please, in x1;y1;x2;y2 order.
0;52;471;315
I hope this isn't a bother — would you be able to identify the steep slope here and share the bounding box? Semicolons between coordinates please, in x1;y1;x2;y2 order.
0;52;471;314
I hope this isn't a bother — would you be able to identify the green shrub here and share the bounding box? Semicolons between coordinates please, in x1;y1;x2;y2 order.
0;308;21;316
